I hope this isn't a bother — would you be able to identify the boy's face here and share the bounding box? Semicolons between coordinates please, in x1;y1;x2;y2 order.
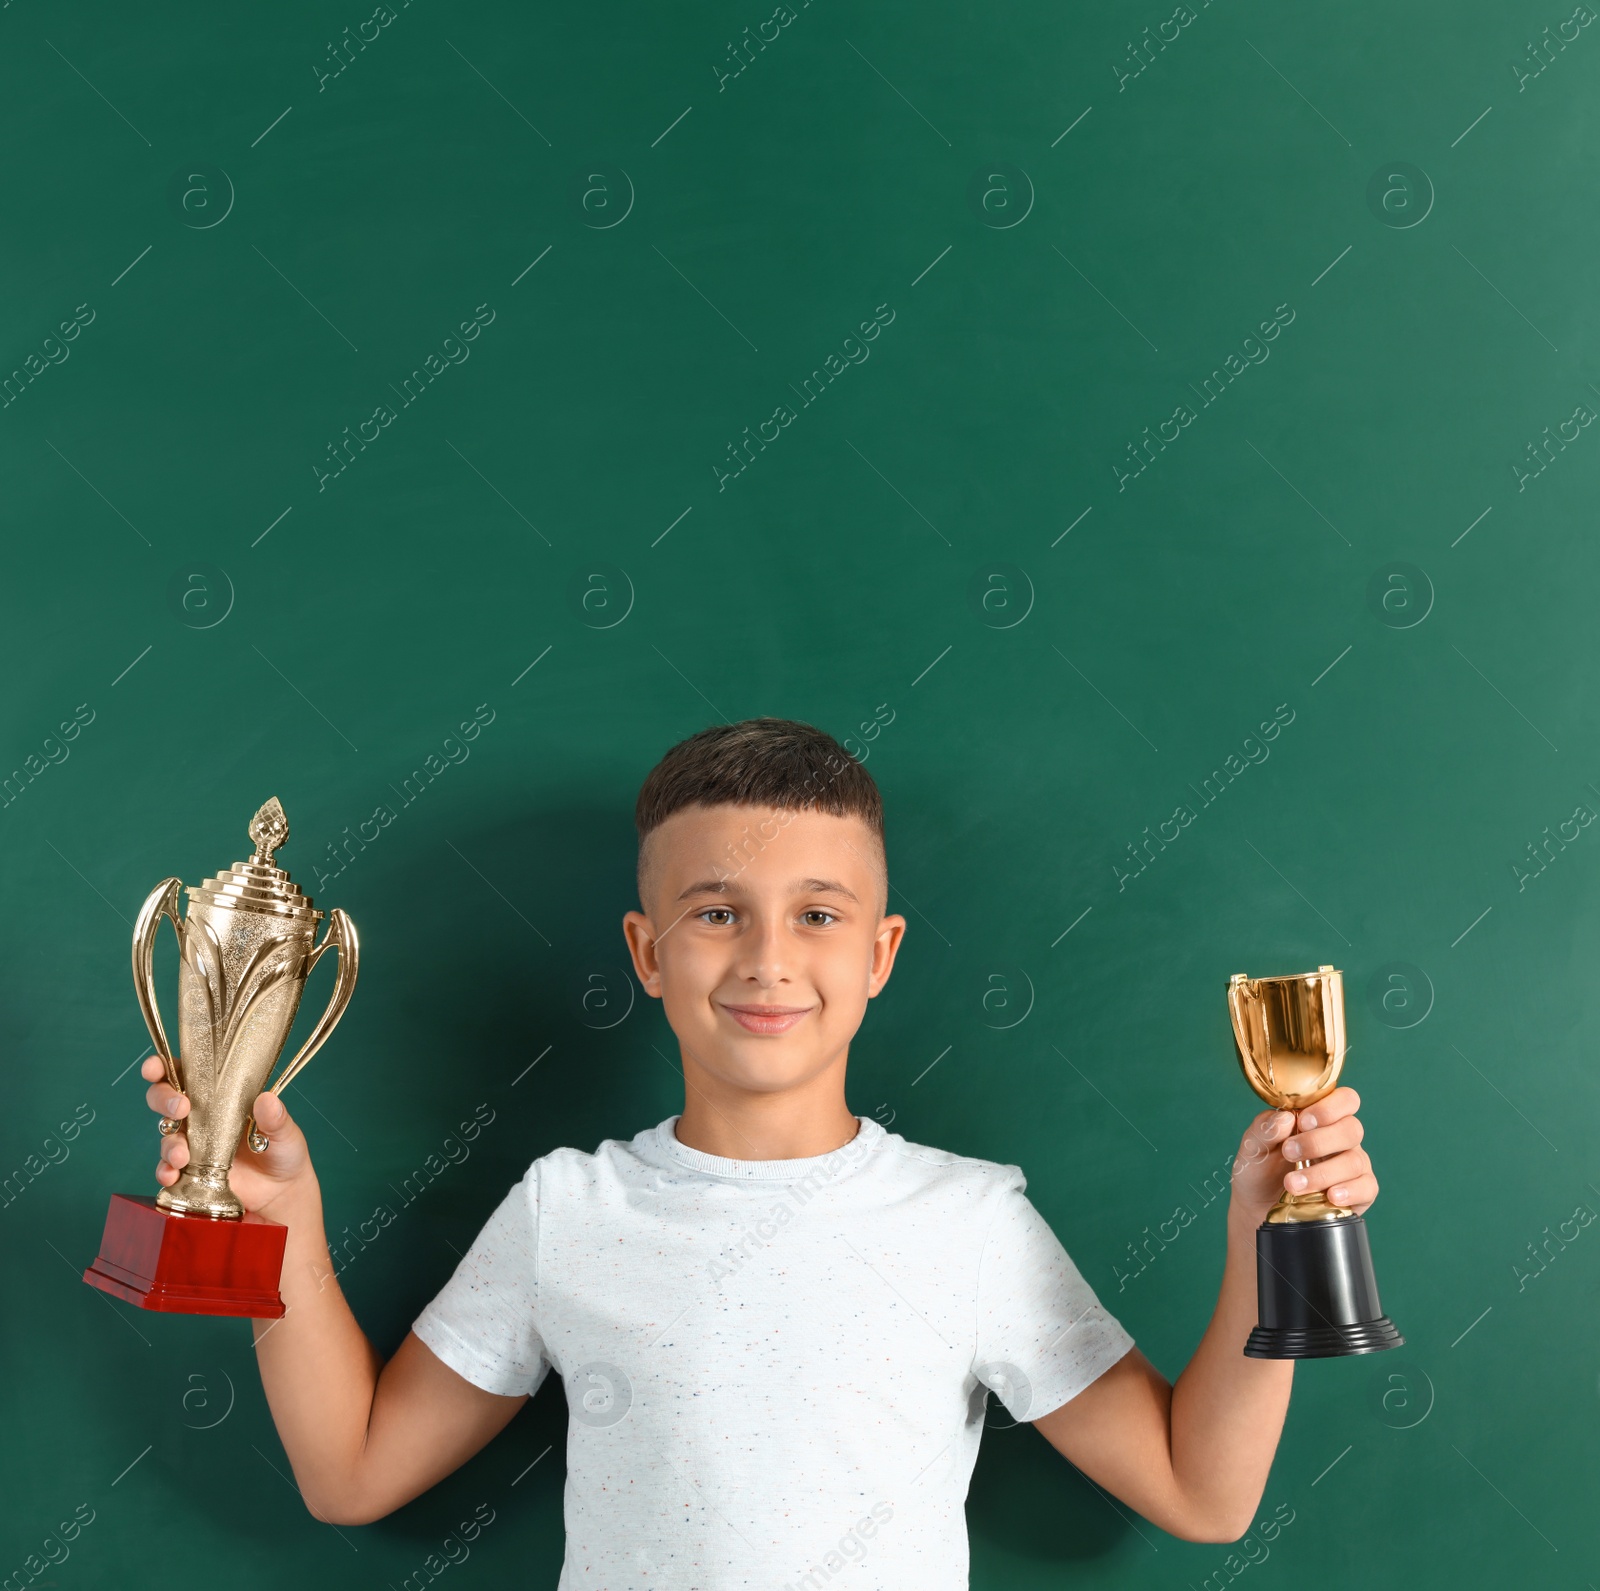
623;804;906;1097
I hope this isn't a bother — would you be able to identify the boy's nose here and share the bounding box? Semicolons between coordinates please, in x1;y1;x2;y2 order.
736;919;790;983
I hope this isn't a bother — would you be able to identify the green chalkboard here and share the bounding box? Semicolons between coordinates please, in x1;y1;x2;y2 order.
2;0;1597;1585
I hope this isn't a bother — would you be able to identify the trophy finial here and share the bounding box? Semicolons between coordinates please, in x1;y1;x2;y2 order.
249;797;289;863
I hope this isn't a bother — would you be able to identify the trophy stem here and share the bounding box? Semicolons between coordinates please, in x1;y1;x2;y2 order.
1265;1182;1355;1223
156;1162;245;1220
1265;1145;1357;1223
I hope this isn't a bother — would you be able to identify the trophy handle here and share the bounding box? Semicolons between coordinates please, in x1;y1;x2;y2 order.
267;908;359;1099
132;878;185;1095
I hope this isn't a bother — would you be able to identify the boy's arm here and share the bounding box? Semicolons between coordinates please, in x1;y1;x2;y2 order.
1031;1088;1376;1543
144;1061;526;1525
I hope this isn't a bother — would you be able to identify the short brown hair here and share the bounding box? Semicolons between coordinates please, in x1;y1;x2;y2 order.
635;717;886;901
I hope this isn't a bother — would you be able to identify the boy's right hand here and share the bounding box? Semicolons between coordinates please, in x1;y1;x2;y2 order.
141;1055;317;1218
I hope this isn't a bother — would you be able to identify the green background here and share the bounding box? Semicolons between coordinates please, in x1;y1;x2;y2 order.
2;0;1597;1584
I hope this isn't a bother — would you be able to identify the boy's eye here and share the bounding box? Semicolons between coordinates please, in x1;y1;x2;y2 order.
698;908;735;926
800;910;837;927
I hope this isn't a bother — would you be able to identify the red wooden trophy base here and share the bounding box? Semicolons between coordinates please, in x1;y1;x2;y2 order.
83;1194;287;1317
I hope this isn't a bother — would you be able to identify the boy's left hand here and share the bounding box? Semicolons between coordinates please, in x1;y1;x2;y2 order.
1229;1085;1377;1228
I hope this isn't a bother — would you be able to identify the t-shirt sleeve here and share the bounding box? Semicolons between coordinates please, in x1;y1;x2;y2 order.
411;1162;551;1398
972;1170;1136;1423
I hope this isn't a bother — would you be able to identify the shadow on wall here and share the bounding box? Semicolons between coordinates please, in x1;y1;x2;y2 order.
966;1412;1130;1566
368;795;677;1183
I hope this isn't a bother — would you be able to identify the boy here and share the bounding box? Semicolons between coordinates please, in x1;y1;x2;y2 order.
141;718;1378;1585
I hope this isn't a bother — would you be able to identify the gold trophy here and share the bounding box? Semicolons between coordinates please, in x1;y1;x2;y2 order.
83;798;358;1316
1227;965;1403;1358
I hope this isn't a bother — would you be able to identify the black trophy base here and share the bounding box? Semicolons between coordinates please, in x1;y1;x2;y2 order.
1245;1213;1405;1360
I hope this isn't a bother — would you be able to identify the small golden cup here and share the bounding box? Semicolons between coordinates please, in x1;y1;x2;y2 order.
1227;965;1403;1358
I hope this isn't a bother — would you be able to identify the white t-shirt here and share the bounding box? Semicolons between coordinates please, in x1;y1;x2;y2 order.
413;1114;1135;1590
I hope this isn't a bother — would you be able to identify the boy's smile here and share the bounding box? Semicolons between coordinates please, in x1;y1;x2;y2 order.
720;1001;815;1036
623;802;906;1153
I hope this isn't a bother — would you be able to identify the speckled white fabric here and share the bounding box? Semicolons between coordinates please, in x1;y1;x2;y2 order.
412;1114;1135;1589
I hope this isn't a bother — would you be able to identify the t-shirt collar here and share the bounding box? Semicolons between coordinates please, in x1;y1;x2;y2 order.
645;1114;885;1182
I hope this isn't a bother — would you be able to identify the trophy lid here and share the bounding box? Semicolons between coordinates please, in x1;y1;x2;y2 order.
186;797;323;922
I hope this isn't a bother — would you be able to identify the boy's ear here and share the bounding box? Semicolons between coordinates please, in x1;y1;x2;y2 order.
867;914;907;998
622;910;663;998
